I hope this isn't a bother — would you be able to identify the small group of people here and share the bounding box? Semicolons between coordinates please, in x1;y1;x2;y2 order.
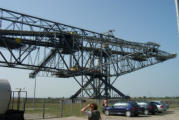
80;99;108;120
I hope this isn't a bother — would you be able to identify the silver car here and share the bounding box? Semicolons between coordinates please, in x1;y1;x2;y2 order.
150;101;169;112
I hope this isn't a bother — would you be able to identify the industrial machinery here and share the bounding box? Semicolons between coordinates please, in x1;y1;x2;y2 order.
0;79;27;120
0;79;11;116
175;0;179;32
0;8;176;99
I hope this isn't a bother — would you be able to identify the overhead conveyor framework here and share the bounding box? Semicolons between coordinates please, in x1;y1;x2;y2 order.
0;8;176;99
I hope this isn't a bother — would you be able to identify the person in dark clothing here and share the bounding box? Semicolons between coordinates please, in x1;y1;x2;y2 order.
81;103;101;120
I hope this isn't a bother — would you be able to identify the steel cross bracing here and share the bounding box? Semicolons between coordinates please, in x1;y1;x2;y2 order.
0;8;176;99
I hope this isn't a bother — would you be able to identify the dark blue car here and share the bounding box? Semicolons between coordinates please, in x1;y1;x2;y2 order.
103;101;139;117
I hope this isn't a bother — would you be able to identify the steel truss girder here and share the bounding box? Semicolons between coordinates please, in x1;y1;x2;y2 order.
0;8;176;98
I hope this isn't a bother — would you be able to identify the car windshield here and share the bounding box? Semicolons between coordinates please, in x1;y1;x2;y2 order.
137;102;148;107
130;102;138;107
151;102;160;105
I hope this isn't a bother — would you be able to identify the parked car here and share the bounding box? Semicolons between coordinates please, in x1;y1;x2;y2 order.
148;102;158;114
103;101;139;117
137;102;150;115
150;101;168;113
151;101;169;111
137;102;157;115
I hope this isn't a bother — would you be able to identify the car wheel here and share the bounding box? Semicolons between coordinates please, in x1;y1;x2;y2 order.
152;111;155;115
126;111;131;117
155;108;159;113
134;113;138;116
144;110;149;115
104;110;110;116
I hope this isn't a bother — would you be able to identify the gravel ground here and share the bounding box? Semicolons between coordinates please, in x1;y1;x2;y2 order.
25;108;179;120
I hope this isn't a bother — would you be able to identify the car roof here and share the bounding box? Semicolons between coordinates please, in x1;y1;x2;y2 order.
113;102;128;106
151;101;163;103
137;102;148;104
113;101;137;105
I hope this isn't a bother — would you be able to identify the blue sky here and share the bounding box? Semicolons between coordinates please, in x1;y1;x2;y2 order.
0;0;179;98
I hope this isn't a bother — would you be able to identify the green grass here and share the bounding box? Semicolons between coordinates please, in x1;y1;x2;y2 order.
9;97;179;118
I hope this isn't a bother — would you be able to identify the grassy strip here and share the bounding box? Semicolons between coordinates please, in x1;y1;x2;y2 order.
10;97;179;118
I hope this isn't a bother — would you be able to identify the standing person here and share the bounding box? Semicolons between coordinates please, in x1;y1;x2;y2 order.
103;99;108;107
81;103;101;120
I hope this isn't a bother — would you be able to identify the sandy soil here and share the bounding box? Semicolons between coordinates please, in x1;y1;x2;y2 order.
25;108;179;120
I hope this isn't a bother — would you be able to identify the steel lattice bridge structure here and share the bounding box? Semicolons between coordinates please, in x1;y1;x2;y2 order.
0;8;176;99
